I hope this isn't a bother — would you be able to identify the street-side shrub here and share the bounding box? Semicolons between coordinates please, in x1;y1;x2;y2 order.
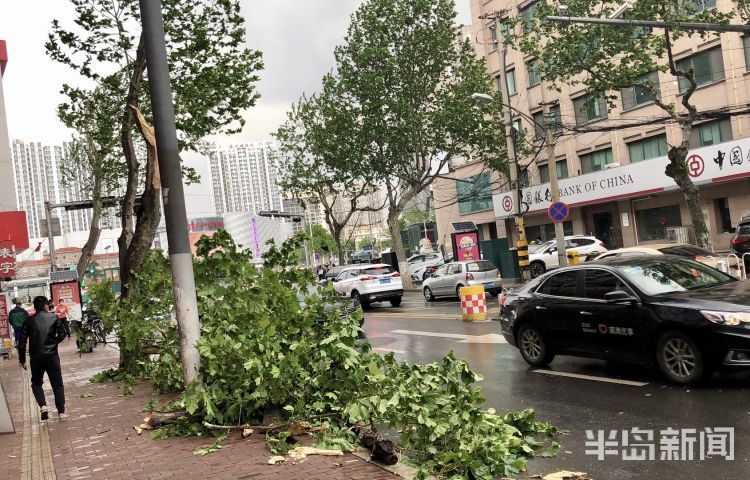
95;231;557;479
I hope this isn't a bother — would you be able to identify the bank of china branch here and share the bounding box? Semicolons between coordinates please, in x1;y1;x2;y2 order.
493;138;750;249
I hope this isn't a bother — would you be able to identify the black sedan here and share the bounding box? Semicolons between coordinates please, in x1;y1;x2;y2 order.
499;256;750;384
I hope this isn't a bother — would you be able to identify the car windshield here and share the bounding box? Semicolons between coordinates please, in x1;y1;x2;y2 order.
529;241;554;254
658;245;714;257
615;258;734;295
362;265;395;276
738;224;750;236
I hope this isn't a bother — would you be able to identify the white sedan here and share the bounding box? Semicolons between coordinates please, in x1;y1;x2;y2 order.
331;263;404;309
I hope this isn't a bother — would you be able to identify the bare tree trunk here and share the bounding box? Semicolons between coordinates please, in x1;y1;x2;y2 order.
118;33;147;298
387;207;412;289
666;123;711;250
76;176;102;279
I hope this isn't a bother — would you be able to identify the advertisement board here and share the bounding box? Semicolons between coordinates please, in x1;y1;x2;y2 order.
0;240;15;280
0;211;29;250
50;280;83;321
451;231;481;262
0;295;9;340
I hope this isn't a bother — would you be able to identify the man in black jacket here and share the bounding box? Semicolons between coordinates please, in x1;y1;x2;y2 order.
18;296;67;421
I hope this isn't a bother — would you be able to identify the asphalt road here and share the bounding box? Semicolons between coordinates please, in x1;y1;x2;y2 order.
362;291;750;480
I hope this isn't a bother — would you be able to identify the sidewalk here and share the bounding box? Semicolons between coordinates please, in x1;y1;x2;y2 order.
0;340;399;480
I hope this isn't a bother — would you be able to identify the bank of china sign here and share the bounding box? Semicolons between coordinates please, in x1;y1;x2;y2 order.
493;137;750;220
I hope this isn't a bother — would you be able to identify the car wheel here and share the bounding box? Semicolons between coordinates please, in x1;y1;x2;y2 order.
389;297;402;307
656;331;705;385
423;286;434;301
530;261;546;278
517;324;554;367
455;285;464;298
352;291;369;310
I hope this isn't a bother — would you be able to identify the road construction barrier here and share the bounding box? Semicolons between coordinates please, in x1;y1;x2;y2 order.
459;285;487;322
567;249;581;265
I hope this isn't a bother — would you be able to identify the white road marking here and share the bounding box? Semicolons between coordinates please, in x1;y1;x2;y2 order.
390;329;507;344
373;347;407;354
533;369;648;386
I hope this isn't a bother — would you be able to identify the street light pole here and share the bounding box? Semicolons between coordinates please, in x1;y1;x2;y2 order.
139;0;201;386
541;98;567;268
478;9;530;281
45;201;56;272
546;15;750;34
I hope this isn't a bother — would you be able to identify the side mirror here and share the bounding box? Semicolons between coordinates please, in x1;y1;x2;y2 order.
604;290;638;304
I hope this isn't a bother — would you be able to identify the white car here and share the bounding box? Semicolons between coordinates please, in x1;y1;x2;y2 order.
408;253;444;282
331;263;403;309
529;235;607;278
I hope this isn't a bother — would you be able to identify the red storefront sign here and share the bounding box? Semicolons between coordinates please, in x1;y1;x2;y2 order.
0;240;15;280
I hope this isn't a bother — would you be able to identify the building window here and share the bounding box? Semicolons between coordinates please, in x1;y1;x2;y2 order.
689;0;717;14
512;118;522;144
538;164;549;184
676;47;725;92
527;59;541;86
456;172;493;214
573;94;607;125
532;106;561;139
580;148;614;174
520;2;537;31
628;134;668;163
621;72;659;110
506;69;517;95
636;205;682;242
538;159;568;183
714;197;732;233
690;118;732;148
745;36;750;71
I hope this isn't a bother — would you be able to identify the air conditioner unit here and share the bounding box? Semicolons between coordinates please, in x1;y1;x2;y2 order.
604;162;621;170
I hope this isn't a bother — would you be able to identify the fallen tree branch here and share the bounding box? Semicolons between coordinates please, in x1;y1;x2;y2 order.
202;413;339;433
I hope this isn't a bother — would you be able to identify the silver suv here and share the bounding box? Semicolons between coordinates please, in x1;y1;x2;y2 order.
422;260;501;300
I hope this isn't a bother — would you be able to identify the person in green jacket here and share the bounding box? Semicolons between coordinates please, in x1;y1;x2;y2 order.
8;298;29;347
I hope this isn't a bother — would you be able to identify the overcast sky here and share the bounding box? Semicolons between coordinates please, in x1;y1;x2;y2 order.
0;0;472;216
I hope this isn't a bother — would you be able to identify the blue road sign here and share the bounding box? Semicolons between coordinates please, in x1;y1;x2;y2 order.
547;201;570;223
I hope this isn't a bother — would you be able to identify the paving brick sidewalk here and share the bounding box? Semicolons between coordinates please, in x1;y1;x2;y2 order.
0;340;398;480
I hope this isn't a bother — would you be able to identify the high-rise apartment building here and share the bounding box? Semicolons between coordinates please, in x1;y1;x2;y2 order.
433;1;750;252
0;40;16;213
208;142;283;216
11;140;96;239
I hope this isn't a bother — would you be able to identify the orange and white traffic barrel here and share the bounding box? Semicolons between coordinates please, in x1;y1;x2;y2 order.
459;285;487;322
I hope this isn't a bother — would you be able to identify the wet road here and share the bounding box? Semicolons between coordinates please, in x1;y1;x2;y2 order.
362;291;750;480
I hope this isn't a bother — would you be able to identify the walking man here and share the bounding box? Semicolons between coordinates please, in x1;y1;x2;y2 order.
8;299;29;347
54;298;71;339
18;296;67;421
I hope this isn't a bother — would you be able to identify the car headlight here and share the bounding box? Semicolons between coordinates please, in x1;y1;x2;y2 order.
701;310;750;326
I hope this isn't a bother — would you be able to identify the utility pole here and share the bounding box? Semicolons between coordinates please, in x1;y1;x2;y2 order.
44;201;56;273
139;0;201;386
541;98;567;268
477;9;530;281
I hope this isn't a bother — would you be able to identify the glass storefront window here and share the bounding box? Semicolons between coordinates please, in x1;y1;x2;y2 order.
635;205;682;241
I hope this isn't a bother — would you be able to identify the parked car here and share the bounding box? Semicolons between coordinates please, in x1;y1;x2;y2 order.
499;255;750;385
322;265;347;283
595;243;741;276
331;263;403;309
422;260;502;300
408;252;444;282
351;249;379;264
730;216;750;266
529;235;607;278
